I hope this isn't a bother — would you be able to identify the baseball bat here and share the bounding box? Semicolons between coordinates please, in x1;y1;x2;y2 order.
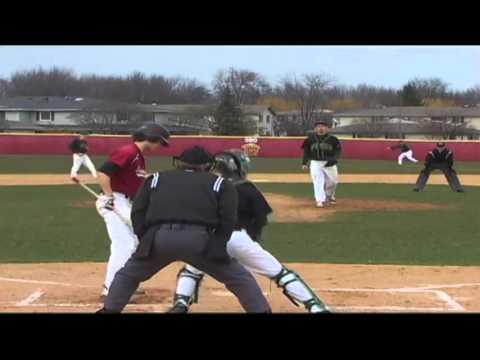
75;181;133;229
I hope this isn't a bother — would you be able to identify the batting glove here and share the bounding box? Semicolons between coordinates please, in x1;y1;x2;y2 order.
98;194;115;211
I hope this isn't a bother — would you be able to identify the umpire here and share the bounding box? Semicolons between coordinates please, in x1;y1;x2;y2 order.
98;145;271;313
414;142;465;192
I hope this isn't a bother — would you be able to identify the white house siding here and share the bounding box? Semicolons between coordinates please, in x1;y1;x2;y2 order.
19;112;36;123
246;110;275;136
51;111;78;125
5;111;20;122
464;117;480;130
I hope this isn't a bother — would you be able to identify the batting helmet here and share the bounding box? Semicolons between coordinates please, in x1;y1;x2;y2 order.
214;149;251;181
132;123;170;146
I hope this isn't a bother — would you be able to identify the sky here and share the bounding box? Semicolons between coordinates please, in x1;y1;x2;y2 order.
0;45;479;91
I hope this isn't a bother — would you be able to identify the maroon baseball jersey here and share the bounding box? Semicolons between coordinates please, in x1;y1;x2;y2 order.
109;143;146;198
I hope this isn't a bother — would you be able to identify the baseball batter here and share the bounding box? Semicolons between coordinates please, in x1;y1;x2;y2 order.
96;123;170;297
388;141;418;165
169;149;330;313
69;135;97;181
301;120;342;208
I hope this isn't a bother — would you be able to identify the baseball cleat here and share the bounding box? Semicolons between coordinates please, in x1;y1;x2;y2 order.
168;303;190;313
316;202;325;208
326;198;336;205
71;176;80;183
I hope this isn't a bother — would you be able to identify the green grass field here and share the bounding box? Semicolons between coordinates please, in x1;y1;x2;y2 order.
1;154;480;174
1;182;478;265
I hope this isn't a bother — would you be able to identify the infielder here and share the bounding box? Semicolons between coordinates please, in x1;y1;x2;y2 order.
69;134;97;181
414;142;464;193
168;149;330;313
301;120;342;208
97;146;271;313
96;123;170;297
388;141;418;165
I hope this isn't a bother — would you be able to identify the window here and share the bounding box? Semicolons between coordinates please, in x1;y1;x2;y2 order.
266;115;270;123
0;111;5;121
116;112;129;122
258;115;263;123
40;111;52;121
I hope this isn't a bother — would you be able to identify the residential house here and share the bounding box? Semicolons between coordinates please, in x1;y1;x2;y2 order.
242;105;276;136
141;104;277;136
275;109;334;135
0;97;209;134
333;107;480;139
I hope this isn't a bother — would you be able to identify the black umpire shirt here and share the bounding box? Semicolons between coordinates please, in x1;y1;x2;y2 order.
131;169;238;257
425;148;454;168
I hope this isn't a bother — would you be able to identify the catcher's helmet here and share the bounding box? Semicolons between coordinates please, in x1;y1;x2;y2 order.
132;123;170;146
214;149;251;181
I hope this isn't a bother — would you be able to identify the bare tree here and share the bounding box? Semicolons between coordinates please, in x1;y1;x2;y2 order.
165;105;214;133
7;67;80;97
277;73;334;132
70;100;152;133
213;68;271;105
0;78;8;97
419;118;477;140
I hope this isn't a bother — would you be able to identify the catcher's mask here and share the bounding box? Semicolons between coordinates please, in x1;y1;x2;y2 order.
173;145;215;172
214;149;251;181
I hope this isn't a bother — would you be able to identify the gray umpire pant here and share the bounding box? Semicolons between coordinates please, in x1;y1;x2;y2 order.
414;164;464;192
104;225;271;313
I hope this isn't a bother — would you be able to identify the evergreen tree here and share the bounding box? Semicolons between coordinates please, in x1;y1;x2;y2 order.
213;87;256;135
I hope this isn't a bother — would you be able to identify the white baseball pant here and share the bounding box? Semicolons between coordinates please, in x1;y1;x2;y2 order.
309;160;339;204
176;230;319;307
96;193;139;294
71;153;97;178
398;150;418;165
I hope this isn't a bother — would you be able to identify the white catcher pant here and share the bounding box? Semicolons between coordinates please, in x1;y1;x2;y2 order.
177;230;316;305
309;160;338;203
71;153;97;178
96;193;139;293
398;150;418;165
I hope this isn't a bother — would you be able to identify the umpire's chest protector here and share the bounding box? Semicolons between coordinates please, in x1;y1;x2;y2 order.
146;170;222;225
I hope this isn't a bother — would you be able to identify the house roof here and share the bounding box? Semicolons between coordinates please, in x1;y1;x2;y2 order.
138;103;276;115
0;97;277;117
334;107;480;118
241;105;276;116
0;96;116;111
137;104;215;113
332;122;480;135
276;109;333;116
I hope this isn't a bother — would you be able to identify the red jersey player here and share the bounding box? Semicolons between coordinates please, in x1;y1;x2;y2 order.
96;123;170;298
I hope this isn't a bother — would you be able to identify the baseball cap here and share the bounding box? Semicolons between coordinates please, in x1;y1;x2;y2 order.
436;142;446;147
314;120;329;127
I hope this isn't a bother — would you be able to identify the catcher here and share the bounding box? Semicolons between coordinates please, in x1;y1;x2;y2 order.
168;149;331;314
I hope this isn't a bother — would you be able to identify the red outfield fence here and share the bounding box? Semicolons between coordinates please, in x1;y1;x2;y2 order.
1;133;480;161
